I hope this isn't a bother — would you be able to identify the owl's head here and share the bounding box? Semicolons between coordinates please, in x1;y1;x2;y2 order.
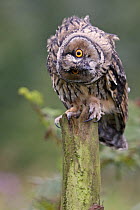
56;33;107;84
47;16;119;84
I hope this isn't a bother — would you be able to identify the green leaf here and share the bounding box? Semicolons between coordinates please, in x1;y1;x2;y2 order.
18;87;44;106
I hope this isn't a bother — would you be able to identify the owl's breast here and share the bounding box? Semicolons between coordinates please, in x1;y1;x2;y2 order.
53;75;89;107
53;75;113;111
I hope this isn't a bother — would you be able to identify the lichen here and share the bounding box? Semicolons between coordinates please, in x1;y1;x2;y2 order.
60;114;101;210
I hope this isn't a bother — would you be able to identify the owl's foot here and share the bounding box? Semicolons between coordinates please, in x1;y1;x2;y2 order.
54;115;62;128
55;107;81;128
65;106;81;120
85;103;104;122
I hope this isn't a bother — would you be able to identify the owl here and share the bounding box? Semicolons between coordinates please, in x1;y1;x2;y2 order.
47;16;128;150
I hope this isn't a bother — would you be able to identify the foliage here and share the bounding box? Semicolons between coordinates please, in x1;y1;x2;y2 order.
19;87;44;106
19;87;62;143
19;87;140;210
19;87;140;171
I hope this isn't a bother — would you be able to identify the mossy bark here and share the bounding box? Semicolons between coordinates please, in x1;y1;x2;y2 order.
60;113;101;210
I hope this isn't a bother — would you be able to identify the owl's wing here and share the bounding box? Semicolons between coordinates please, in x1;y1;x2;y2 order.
99;51;128;149
106;51;128;126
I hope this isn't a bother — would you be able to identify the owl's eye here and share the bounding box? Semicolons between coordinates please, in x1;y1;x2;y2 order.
75;49;83;58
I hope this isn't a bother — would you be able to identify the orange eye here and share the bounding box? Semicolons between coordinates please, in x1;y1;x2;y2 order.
75;49;83;58
71;69;79;74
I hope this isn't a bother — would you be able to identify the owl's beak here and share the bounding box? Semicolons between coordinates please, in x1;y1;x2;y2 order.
71;62;92;71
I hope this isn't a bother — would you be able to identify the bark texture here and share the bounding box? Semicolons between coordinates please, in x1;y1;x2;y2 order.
60;113;101;210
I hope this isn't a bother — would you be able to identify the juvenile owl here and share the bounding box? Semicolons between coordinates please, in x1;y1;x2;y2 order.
47;16;128;150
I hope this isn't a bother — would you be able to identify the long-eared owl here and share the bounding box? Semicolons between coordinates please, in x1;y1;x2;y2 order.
47;16;128;150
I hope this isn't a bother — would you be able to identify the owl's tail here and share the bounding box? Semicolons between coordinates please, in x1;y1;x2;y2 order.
98;114;128;150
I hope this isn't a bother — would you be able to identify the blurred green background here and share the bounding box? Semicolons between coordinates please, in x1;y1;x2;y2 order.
0;0;140;209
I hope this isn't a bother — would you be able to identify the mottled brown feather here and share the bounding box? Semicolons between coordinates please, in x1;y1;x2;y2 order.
47;16;128;149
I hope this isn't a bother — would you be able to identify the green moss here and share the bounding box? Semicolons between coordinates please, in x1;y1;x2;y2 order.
60;114;101;210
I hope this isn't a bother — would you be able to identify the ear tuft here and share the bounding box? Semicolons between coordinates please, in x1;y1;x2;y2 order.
107;33;120;41
84;15;90;23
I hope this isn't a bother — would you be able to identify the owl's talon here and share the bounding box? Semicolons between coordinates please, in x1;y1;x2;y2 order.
65;108;81;120
66;111;80;120
86;102;104;123
84;117;99;123
55;122;61;128
93;119;99;123
66;112;72;120
84;118;93;122
54;115;62;128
